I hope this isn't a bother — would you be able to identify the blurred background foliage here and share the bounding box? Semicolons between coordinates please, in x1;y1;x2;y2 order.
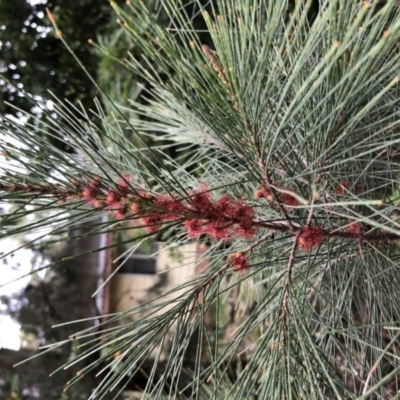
0;1;129;398
0;0;117;117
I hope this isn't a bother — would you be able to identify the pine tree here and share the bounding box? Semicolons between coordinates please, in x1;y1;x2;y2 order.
2;0;400;398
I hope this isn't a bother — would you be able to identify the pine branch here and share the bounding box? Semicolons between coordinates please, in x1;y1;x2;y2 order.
3;0;400;398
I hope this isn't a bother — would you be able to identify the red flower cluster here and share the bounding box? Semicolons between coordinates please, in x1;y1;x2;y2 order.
141;195;187;233
347;221;361;235
281;192;300;207
81;180;100;205
0;175;386;275
254;184;273;201
155;189;255;239
336;180;349;195
227;251;249;273
183;189;256;239
255;183;299;207
74;177;258;239
298;225;324;251
80;176;133;220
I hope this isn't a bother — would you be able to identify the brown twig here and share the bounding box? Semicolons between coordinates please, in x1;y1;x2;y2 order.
245;231;276;253
253;219;301;232
263;176;296;231
202;44;239;110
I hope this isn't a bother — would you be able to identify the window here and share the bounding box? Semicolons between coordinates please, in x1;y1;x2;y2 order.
118;252;157;274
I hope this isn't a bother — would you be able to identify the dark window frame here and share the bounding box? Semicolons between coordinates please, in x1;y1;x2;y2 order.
117;254;157;274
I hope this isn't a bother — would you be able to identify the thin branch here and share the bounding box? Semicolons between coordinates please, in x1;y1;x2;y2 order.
246;231;276;253
262;173;296;231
